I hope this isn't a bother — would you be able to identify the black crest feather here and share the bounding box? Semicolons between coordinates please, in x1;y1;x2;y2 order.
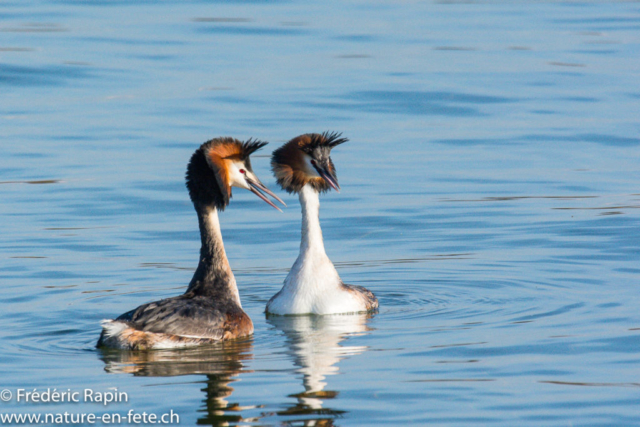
300;131;348;155
240;138;268;159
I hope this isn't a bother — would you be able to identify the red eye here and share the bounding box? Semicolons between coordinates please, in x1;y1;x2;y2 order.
239;169;246;174
310;160;316;166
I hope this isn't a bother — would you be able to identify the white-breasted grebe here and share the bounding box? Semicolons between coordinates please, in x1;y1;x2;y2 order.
266;132;378;315
98;137;285;350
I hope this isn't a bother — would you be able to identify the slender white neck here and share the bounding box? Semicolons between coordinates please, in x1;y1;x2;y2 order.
268;186;355;313
276;184;341;300
299;185;327;257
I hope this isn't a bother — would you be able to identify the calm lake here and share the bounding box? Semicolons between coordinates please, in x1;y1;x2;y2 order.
1;0;640;425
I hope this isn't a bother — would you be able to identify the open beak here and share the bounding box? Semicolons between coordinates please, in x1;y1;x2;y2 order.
246;177;286;212
313;163;340;192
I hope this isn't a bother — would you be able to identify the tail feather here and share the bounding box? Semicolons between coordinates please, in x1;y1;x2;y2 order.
97;319;215;350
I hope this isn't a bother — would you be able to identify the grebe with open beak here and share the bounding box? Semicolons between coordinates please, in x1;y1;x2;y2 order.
98;137;284;349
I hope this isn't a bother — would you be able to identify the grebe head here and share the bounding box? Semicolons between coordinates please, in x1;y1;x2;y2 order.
271;131;348;194
186;137;285;211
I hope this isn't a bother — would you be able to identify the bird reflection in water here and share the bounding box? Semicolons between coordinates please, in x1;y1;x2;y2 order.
98;338;259;426
267;313;374;426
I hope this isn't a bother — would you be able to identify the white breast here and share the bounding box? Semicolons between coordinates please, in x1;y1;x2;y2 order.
266;186;369;315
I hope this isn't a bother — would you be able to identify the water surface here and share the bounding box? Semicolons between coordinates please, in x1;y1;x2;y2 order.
1;1;640;425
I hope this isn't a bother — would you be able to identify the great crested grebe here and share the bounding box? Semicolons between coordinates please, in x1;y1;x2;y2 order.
266;132;378;315
98;137;285;350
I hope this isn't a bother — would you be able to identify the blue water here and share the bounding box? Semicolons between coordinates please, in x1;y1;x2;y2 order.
1;1;640;425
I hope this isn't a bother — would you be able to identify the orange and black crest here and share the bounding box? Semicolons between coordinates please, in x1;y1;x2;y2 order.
186;137;267;209
203;137;267;162
271;132;347;194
